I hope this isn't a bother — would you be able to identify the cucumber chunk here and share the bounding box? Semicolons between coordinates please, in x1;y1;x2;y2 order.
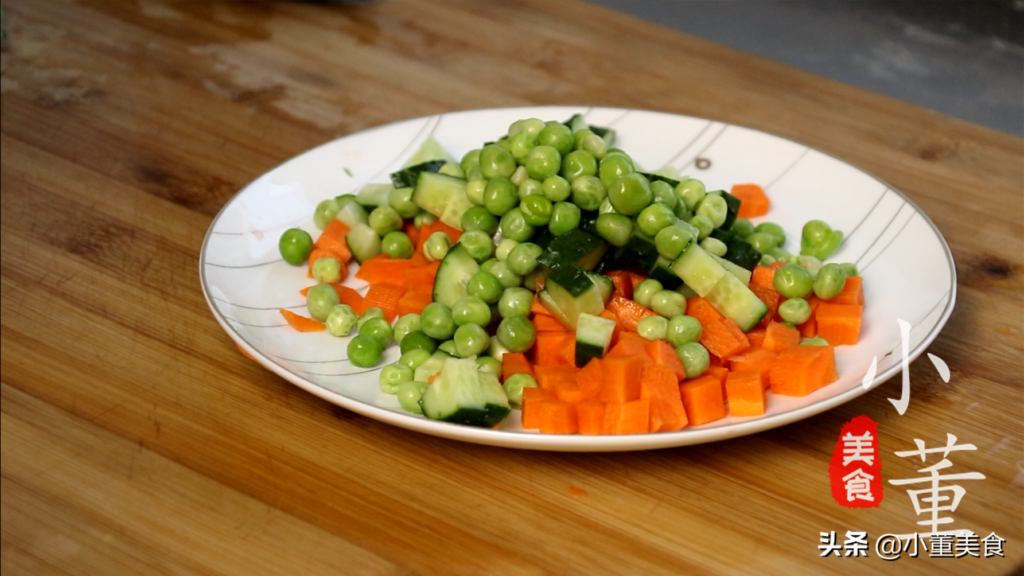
670;244;727;297
420;357;510;427
345;223;381;264
391;160;445;189
575;312;617;367
414;350;454;383
432;244;481;308
538;266;614;330
412;171;473;231
710;253;752;285
704;272;769;332
537;228;609;272
355;183;394;208
648;256;683;290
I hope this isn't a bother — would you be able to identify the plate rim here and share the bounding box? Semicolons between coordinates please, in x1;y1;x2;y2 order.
199;105;957;452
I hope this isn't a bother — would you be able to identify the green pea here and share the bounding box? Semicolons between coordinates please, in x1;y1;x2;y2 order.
359;317;394;349
800;337;830;347
438;339;458;356
510;117;546;137
495;238;519;261
637;315;669;341
561;149;598;182
537;123;574;156
313;198;341;229
334;194;356;209
398;348;431;371
348;335;383;368
510;166;529;187
312;257;342;284
520;195;553;227
633;279;663;308
279;228;313;265
814;263;848;300
694;194;727;228
424;231;452;262
549;201;581;236
498;287;533;319
388;187;419;219
778;297;812;325
357;307;385;330
756;222;787;247
655;224;694;260
676;178;706;211
479;143;516;179
595;213;634;247
518;178;544;200
699;237;728;258
509;131;538;164
413;211;436;228
454;323;490;358
466;178;487;206
729;217;756;239
650;290;687;318
773;263;815;299
778;321;796;330
499;208;536;243
577;130;607;160
608;173;653;216
688;214;714;241
598;153;634;190
507;242;543;276
400;330;438;355
522;268;546;292
598;197;617;215
484;177;519;217
420;302;456;340
306;283;340;322
381;231;414;259
676;341;710;379
393;313;421;345
497;315;536;353
797;255;824;279
524;145;562;181
759;253;777;266
460;206;500;236
460;149;482;173
667;315;702;347
565;175;604;212
503;373;538;409
673;201;693;221
451;295;492;327
476;356;503;379
459;230;495;263
326;304;358;337
467;270;505;303
770;247;797;263
801;220;844;260
439;162;465;179
368;205;402;236
650;180;678;210
487;261;523;290
379;363;413;394
480;258;499;274
841;262;859;277
396;380;428;414
636;203;675;237
542;175;572;202
745;232;779;254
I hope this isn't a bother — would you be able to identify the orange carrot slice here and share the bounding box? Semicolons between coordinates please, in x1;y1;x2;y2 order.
606;295;658;332
726;370;767;417
679;374;726;426
815;303;864;345
762;320;801;352
279;309;326;332
699;317;751;360
686;296;725;328
602;399;650;434
604;270;634;300
355;256;416;284
577;401;606;435
502;352;534;381
768;345;838;396
830;276;864;305
533;314;570;332
361;283;407;321
522;388;558;429
539;401;578;434
731;183;771;218
396;290;433;317
600;354;645;403
640;364;688;432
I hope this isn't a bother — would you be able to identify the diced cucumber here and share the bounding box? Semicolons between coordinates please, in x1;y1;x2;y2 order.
710;253;752;285
704;272;769;332
392;160;445;188
414;350;453;383
720;190;741;231
345;223;381;264
538;266;614;330
710;228;762;271
575;313;617;367
403;135;458;168
336;201;369;229
432;244;480;307
355;183;394;208
637;171;681;188
420;357;510;428
648;256;683;290
537;228;608;272
412;171;472;231
614;230;660;273
670;244;727;297
651;166;684;181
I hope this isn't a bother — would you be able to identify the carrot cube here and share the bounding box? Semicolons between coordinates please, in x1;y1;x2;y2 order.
521;388;557;429
577;401;606;435
600;355;645;403
539;401;578;434
501;352;534;382
726;370;767;417
700;317;751;360
602;399;650;435
534;364;579;390
762;321;801;352
768;345;838;396
640;364;688;432
576;358;604;400
679;375;726;426
645;339;686;381
816;303;864;346
830;276;864;306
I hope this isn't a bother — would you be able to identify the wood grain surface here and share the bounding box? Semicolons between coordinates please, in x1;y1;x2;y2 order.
1;1;1021;574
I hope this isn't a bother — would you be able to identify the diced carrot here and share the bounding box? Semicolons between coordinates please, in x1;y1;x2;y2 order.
407;249;430;267
577;401;606;435
748;283;782;329
576;358;604;400
361;283;407;321
314;219;353;265
401;260;441;288
726;370;767;417
533;314;569;332
627;272;648;293
307;247;350;281
645;339;686;381
731;183;771;218
415;221;435;255
607;332;653;361
679;374;726;426
502;352;534;381
750;262;785;290
686;296;725;328
356;256;416;284
534;332;573;366
602;399;650;435
598;308;623;347
539;401;578;434
816;303;864;346
600;354;645;403
746;327;767;348
797;295;822;338
402;221;420;247
554;380;585;404
279;308;326;332
640;364;688;432
531;295;553;317
334;285;366;314
704;365;729;397
830;276;864;305
700;317;751;360
728;347;777;389
432;220;463;244
708;353;725;368
606;295;658;332
762;321;801;352
522;388;558;429
768;345;838;397
397;289;433;316
534;364;579;390
605;270;634;300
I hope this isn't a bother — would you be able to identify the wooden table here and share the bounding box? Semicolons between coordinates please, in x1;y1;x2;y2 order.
2;1;1021;574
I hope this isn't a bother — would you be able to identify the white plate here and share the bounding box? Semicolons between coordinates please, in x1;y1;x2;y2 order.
200;106;956;452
